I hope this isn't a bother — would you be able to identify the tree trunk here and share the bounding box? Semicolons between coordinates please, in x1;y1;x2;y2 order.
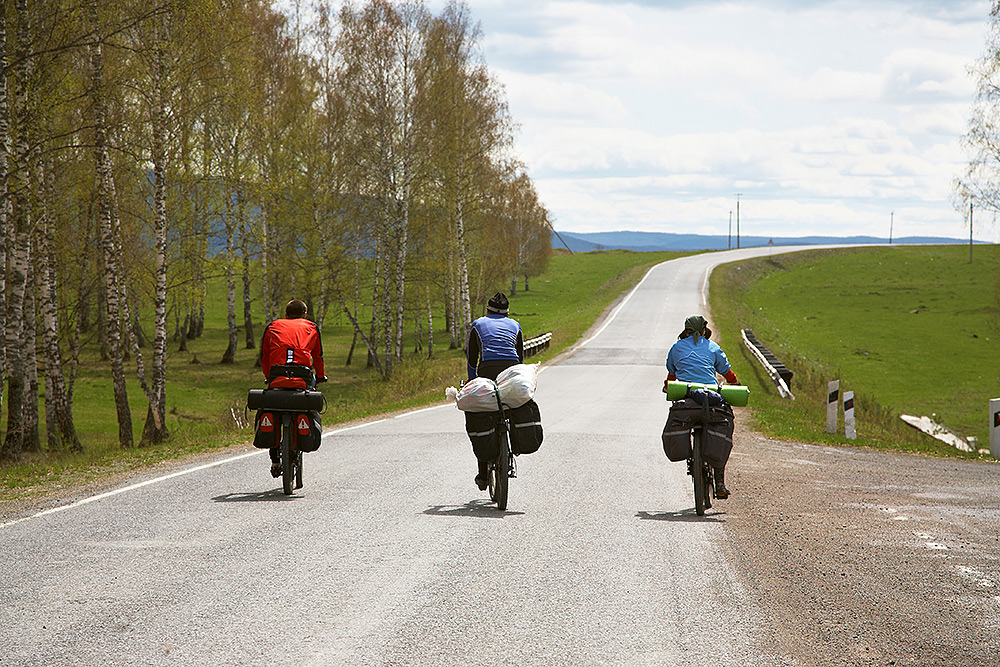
0;11;9;431
38;161;81;452
90;0;132;448
143;22;169;446
455;197;472;346
221;201;237;364
393;198;408;364
425;284;434;359
2;0;30;460
336;289;383;376
23;241;39;453
241;231;254;349
367;237;381;371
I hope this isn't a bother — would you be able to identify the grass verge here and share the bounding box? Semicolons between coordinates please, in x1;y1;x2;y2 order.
709;244;1000;458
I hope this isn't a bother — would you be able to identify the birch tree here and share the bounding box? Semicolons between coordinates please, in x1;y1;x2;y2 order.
90;0;133;448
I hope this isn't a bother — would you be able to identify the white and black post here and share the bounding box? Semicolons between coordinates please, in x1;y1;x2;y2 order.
844;391;856;440
827;380;839;434
990;398;1000;459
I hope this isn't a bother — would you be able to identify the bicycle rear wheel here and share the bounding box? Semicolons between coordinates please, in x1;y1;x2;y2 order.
281;415;295;495
692;428;706;516
490;431;510;511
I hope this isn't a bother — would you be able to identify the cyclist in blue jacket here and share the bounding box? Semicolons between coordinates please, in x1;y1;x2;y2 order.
664;314;739;498
466;292;524;489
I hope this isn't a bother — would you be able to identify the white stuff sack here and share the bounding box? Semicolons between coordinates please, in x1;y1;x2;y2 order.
496;363;538;409
448;377;500;412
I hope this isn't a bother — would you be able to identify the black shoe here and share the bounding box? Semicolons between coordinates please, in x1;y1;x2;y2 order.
270;461;282;478
475;474;488;491
714;482;730;499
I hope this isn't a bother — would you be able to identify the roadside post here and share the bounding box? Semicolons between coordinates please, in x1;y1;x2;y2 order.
991;398;1000;458
826;380;839;434
844;391;856;440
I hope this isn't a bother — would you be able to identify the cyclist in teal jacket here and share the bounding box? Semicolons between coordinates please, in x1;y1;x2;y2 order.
664;314;738;498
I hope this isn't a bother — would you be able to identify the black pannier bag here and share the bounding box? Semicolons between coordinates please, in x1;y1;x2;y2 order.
507;399;543;455
700;403;734;468
247;388;325;412
465;411;500;461
253;410;278;449
293;411;323;453
661;398;734;466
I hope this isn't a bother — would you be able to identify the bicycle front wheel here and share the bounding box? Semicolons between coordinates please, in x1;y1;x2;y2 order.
492;431;510;511
281;415;295;495
692;428;706;516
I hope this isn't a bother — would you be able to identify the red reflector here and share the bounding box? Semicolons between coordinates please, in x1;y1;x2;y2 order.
297;414;310;435
259;413;274;432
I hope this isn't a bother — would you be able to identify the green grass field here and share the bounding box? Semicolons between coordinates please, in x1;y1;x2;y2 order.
710;244;1000;455
1;249;689;499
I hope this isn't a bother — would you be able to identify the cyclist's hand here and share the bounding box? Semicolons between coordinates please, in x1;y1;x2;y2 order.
662;379;670;393
316;376;328;384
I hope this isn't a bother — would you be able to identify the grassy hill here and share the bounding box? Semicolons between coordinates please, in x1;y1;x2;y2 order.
710;244;1000;454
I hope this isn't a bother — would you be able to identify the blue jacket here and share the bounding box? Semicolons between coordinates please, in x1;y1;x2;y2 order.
467;314;523;380
666;335;732;385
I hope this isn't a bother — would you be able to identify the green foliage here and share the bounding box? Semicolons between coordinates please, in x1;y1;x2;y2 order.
710;245;1000;456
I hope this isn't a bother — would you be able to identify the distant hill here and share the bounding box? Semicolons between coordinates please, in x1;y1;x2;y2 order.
551;229;974;252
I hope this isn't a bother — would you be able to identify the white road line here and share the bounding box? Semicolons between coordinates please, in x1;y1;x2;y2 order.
1;451;260;529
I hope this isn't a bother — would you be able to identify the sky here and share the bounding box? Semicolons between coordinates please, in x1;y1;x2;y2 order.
424;0;998;241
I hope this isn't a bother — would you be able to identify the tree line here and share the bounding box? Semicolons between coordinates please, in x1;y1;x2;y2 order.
0;0;553;460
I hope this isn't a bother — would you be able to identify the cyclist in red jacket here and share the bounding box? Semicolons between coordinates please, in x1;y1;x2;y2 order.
260;299;326;476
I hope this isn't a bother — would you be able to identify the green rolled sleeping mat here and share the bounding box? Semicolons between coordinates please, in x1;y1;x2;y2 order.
665;380;750;407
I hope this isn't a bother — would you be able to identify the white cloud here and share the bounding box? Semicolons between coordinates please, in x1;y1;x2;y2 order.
451;0;998;241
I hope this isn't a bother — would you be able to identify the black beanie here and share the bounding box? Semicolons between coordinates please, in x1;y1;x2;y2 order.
487;292;509;314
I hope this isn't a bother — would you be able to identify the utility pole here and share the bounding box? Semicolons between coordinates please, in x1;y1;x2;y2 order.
728;211;732;250
970;201;974;263
736;194;742;249
889;211;893;244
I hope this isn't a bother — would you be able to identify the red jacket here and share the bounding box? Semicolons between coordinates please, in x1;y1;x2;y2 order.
261;317;325;389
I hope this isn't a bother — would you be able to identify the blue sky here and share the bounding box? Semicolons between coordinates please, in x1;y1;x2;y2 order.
429;0;996;241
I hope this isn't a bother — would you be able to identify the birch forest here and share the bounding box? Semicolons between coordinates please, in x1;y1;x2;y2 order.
0;0;553;460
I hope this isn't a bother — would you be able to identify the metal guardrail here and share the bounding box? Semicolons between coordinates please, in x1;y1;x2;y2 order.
524;332;552;358
741;329;795;400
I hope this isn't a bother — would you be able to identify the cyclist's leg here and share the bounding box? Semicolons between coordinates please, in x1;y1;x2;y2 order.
269;444;281;477
714;465;729;498
475;458;489;490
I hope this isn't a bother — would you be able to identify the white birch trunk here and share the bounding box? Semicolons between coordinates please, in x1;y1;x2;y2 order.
90;0;132;448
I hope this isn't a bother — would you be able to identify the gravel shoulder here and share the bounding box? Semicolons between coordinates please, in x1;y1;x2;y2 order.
723;409;1000;666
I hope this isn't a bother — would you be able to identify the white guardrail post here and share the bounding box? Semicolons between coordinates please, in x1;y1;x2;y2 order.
991;398;1000;459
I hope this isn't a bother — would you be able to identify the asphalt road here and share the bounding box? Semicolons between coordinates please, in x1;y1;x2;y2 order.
2;247;997;667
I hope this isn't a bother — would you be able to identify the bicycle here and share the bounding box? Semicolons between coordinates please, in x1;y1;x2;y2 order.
689;414;713;516
247;365;326;495
665;381;749;516
486;388;516;511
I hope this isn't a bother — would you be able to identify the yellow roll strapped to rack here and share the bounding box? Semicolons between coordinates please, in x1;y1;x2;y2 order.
665;381;750;407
